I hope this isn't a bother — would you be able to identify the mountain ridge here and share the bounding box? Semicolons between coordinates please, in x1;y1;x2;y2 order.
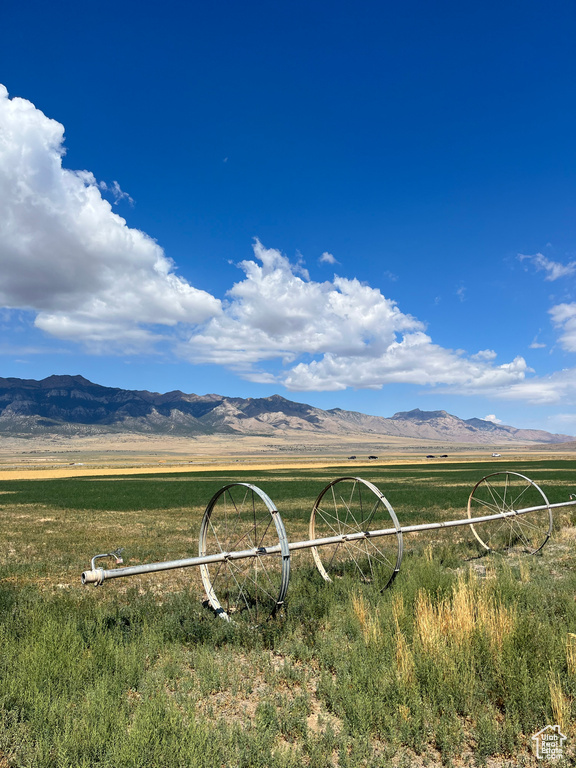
0;375;572;444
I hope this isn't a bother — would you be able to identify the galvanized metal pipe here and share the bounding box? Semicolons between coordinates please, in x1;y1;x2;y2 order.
81;498;576;586
292;499;576;548
81;545;280;585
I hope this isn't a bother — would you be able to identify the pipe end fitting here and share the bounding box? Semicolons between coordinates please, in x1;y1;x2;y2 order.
81;568;104;586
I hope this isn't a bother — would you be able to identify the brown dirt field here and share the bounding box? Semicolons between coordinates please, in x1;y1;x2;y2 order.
0;432;573;480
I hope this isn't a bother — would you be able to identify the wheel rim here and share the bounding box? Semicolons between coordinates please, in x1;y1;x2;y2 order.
309;477;403;588
199;483;290;622
467;471;552;554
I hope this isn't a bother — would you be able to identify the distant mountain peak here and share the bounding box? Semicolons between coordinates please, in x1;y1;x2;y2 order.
0;375;572;444
41;374;95;387
391;408;451;421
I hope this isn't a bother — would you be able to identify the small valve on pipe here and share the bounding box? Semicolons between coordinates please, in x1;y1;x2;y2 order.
90;547;124;570
82;548;125;586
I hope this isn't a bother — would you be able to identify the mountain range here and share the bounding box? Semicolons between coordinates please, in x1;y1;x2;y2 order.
0;374;572;444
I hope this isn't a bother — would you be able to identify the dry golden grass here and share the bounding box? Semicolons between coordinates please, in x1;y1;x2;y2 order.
351;591;382;646
391;592;405;632
549;672;570;733
567;633;576;676
415;576;516;655
395;631;416;686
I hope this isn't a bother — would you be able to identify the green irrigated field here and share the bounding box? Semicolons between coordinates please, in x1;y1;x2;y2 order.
1;460;575;767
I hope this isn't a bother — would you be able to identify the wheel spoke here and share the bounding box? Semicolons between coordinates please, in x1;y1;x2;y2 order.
468;471;551;555
365;536;396;569
199;484;290;622
483;480;506;512
310;477;403;589
509;483;532;509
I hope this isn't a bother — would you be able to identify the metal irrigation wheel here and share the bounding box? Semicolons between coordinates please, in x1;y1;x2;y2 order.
467;471;552;554
199;483;290;622
309;477;403;588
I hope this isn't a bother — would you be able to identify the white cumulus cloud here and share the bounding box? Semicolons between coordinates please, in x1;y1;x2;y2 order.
496;368;576;405
184;240;422;368
549;303;576;352
182;241;529;392
471;349;497;361
0;84;220;351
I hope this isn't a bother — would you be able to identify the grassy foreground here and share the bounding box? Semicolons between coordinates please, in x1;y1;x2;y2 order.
0;460;575;767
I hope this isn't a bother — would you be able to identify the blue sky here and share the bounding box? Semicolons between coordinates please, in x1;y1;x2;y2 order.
1;0;575;432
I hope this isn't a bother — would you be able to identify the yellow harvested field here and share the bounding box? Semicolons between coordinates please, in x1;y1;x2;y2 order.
0;431;571;480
